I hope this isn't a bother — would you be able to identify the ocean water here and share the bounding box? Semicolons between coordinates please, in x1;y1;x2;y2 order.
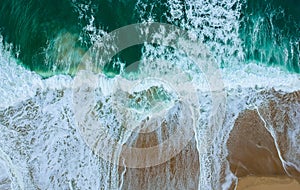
0;0;299;189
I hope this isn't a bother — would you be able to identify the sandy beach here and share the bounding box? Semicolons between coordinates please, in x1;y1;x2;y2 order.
120;90;300;189
236;176;300;190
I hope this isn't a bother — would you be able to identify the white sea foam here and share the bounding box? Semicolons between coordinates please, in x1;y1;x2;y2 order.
0;0;300;189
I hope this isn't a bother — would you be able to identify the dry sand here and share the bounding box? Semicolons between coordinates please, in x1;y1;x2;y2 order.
236;176;300;190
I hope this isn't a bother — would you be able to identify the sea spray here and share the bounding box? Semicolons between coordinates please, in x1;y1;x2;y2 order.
0;0;300;189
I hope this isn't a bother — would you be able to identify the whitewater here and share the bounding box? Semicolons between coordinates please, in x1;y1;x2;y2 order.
0;0;299;189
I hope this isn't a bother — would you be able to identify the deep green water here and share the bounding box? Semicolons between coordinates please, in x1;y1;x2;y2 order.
0;0;299;77
240;0;300;72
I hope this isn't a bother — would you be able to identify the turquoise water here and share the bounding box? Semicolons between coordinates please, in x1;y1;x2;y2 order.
240;0;300;72
0;1;300;189
0;0;299;76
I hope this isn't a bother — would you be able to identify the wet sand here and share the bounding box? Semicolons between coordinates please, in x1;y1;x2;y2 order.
120;139;200;189
228;90;300;189
227;110;288;177
120;89;300;189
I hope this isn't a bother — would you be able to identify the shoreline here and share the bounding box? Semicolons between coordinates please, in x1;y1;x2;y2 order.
121;89;300;189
